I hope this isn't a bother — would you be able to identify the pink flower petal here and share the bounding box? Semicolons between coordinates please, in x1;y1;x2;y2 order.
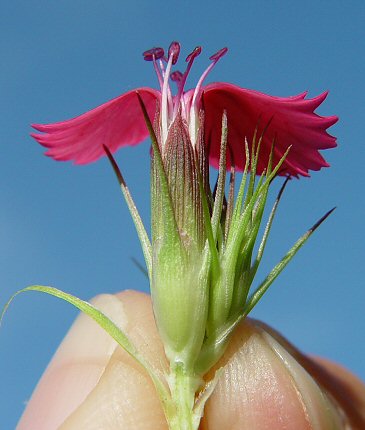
203;83;338;177
31;88;160;164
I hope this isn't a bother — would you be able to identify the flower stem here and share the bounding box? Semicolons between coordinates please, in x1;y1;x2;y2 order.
167;364;202;430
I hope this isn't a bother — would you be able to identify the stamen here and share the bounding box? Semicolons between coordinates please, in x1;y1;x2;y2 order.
143;47;165;90
189;47;228;145
171;71;183;83
209;47;228;62
186;46;202;63
172;46;202;119
168;41;181;65
193;47;228;104
171;71;186;115
161;48;175;147
153;59;164;91
143;47;165;61
164;42;181;116
158;59;173;106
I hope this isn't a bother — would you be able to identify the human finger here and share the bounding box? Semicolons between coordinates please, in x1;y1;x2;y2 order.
17;290;167;430
201;319;361;429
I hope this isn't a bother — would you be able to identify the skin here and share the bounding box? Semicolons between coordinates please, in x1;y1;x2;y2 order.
17;291;365;430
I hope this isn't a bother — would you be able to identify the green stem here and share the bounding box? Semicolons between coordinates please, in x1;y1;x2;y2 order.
167;365;202;430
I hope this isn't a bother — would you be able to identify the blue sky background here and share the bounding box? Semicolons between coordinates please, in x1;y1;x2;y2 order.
1;1;364;427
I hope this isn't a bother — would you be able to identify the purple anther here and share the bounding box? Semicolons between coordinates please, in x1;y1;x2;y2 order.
168;41;181;65
186;46;202;63
143;47;165;61
171;70;183;82
209;47;228;62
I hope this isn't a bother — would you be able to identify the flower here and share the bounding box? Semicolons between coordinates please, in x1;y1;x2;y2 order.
31;42;337;177
28;43;339;430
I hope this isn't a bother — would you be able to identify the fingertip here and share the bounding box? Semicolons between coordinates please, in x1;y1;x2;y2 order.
202;319;344;430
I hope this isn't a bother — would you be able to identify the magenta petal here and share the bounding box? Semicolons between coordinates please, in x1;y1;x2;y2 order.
203;83;338;177
31;88;160;164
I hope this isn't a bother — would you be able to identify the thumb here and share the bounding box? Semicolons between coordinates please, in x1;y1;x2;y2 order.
202;318;356;430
